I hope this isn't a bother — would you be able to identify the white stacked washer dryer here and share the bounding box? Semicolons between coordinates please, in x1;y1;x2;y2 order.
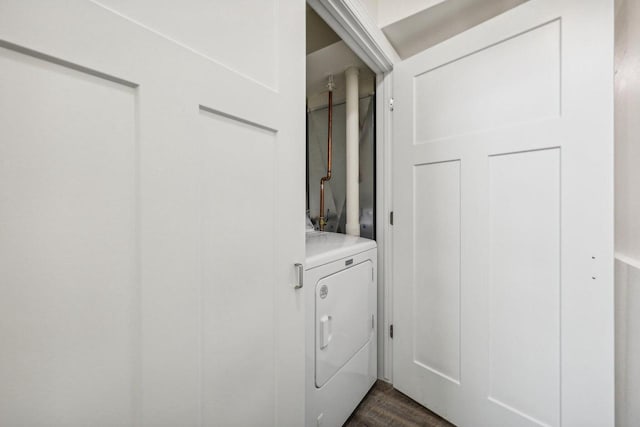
305;231;377;427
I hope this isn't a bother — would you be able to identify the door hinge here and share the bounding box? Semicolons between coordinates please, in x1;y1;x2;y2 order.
389;97;394;111
390;324;394;339
390;211;394;225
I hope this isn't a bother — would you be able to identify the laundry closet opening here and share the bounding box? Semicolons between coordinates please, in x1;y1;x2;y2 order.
306;5;376;238
303;6;382;426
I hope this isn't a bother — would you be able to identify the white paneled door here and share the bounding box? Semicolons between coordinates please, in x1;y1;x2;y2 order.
392;1;614;426
0;1;305;426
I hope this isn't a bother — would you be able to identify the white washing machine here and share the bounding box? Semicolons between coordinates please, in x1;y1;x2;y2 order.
305;231;377;427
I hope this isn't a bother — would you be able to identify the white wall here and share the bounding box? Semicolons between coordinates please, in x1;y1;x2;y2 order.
616;258;640;426
615;0;640;260
358;0;380;26
615;0;640;425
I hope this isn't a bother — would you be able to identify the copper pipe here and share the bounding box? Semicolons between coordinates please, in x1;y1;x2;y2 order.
319;89;333;231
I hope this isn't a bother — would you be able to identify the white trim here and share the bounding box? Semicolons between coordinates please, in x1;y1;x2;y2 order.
375;71;394;382
307;0;399;74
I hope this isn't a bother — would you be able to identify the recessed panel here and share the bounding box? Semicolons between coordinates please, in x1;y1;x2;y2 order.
414;20;560;143
200;108;277;426
413;160;461;383
95;0;278;89
0;46;137;425
488;148;560;426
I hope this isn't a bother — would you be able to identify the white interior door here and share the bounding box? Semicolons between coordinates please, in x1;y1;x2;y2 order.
392;1;614;426
0;1;305;426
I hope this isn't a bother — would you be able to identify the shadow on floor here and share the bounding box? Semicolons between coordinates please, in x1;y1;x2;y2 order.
344;380;456;427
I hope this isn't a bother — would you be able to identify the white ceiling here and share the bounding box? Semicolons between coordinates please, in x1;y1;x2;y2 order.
377;0;447;28
306;5;375;108
381;0;529;59
306;40;375;109
306;5;340;54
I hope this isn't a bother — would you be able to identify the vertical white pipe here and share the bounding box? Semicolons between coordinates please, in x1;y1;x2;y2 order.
345;66;360;236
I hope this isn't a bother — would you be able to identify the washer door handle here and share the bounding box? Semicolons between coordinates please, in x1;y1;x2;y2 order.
320;315;332;350
292;263;303;289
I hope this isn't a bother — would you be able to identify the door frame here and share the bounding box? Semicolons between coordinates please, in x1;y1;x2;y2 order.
306;0;398;381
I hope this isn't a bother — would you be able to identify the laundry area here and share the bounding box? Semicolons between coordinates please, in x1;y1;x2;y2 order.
304;8;380;425
0;1;636;426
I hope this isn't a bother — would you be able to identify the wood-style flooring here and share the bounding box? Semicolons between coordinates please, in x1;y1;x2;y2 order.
344;381;455;427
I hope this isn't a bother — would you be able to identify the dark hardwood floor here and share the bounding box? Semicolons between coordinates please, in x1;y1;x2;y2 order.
344;381;455;427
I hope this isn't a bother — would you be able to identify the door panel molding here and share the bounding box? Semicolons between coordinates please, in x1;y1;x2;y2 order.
392;1;614;426
0;1;305;426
